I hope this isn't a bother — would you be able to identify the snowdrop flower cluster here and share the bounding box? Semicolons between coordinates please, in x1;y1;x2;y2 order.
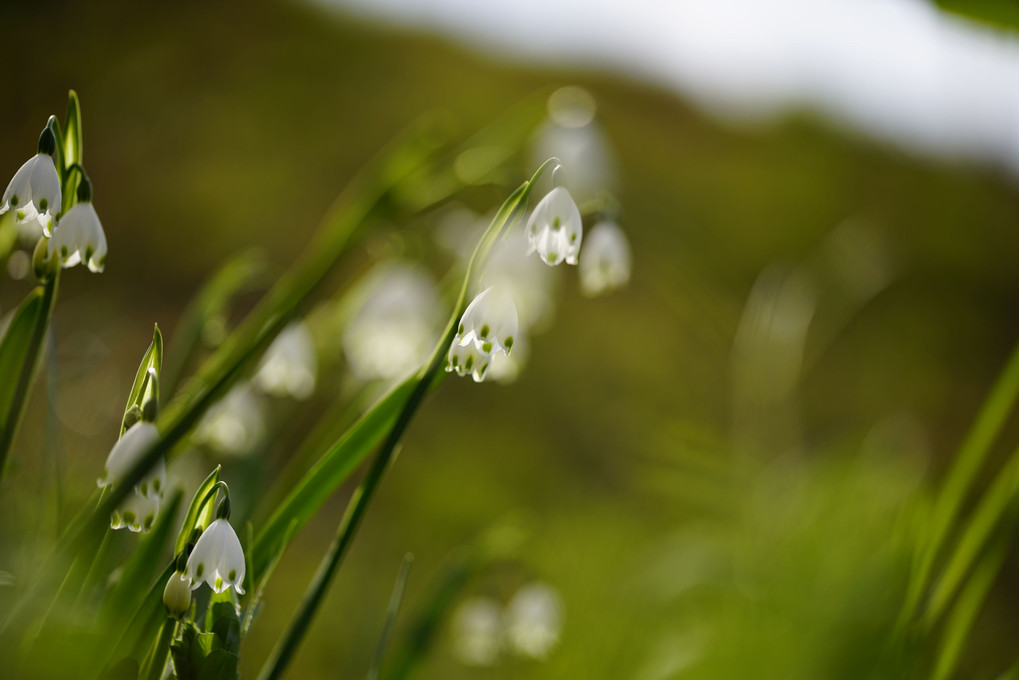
579;221;632;296
452;583;564;667
254;321;317;399
1;127;62;234
98;416;166;533
446;286;518;383
343;263;442;383
47;176;107;273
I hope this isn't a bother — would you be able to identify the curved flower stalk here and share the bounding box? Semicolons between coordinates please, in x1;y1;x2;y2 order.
185;502;246;595
0;127;62;234
47;176;107;273
578;221;632;296
525;186;583;266
254;321;317;399
446;286;518;383
342;263;442;383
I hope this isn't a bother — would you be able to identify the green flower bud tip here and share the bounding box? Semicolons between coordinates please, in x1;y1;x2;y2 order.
37;126;57;156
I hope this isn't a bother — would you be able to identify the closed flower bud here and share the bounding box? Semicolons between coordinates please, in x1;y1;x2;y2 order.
163;571;192;618
578;221;632;296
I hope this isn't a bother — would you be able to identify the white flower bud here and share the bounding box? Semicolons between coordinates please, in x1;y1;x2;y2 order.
578;221;632;296
163;571;192;618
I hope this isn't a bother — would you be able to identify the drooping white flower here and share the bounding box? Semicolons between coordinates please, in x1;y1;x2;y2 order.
525;187;583;267
1;129;62;234
193;384;264;456
185;518;246;594
343;263;442;383
110;490;162;533
457;287;518;356
504;583;563;660
98;421;166;499
452;597;504;666
578;221;632;296
531;87;617;205
254;322;317;399
446;340;492;383
47;201;107;273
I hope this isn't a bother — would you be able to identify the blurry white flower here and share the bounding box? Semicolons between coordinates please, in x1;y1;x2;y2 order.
579;221;632;296
47;195;106;273
185;518;246;594
531;86;617;204
163;571;192;618
482;236;556;333
446;340;492;383
98;421;166;499
453;597;503;666
343;264;442;382
1;129;62;234
193;384;264;456
254;322;317;399
504;583;563;660
526;187;582;267
110;489;162;534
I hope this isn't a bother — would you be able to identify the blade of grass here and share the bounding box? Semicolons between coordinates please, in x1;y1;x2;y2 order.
256;159;557;680
368;554;414;680
903;339;1019;623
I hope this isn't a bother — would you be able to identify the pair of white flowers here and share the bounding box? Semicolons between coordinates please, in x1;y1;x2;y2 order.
0;128;107;273
446;183;631;382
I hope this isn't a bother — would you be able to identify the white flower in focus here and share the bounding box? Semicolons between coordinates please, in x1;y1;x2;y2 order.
1;129;62;234
193;384;264;456
453;598;504;666
579;221;632;296
504;583;563;660
98;421;165;498
47;200;107;273
254;322;317;399
456;287;518;356
111;489;162;534
343;264;441;382
525;187;583;267
185;518;246;594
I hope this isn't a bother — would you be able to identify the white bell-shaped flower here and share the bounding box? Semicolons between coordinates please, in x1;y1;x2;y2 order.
578;221;632;296
98;421;166;499
504;583;563;660
111;490;162;534
254;322;317;399
185;518;246;594
193;384;265;456
452;597;504;666
1;130;62;234
525;186;583;266
446;340;492;383
47;201;107;273
343;263;442;383
455;287;518;356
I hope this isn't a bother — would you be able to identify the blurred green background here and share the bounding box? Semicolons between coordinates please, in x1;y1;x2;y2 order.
2;1;1019;678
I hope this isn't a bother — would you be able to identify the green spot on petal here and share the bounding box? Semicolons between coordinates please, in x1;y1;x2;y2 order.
482;342;492;353
479;324;489;338
465;354;474;371
228;570;237;581
10;195;18;207
553;216;561;229
38;198;47;211
504;337;514;349
196;563;204;578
